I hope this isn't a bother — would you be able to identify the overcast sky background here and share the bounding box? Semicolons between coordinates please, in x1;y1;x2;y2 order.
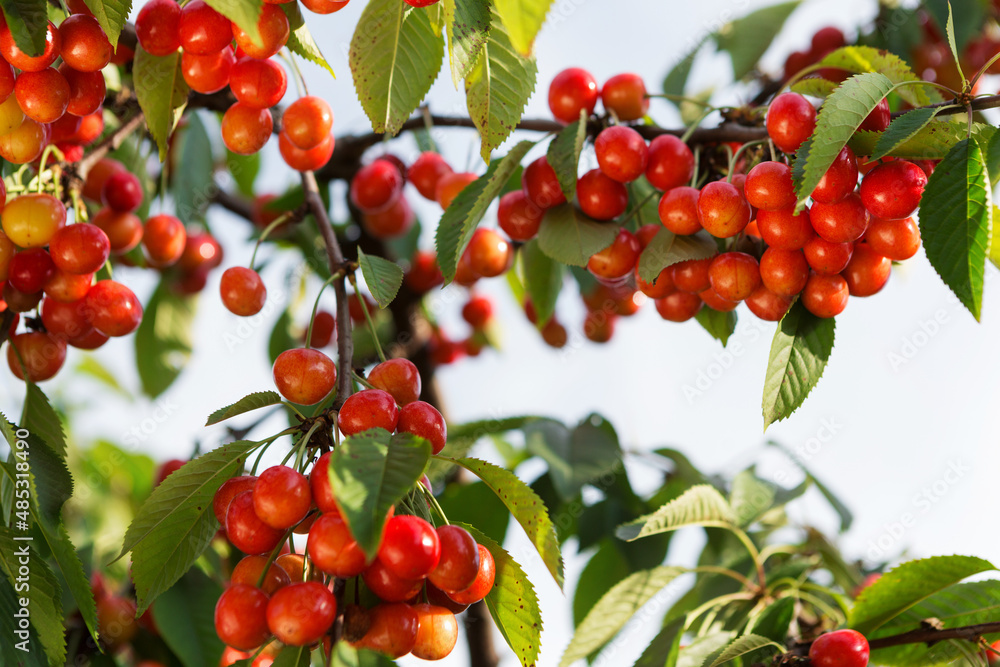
3;0;999;664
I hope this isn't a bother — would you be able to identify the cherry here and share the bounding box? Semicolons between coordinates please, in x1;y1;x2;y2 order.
804;235;854;274
760;247;809;296
50;63;100;118
232;5;291;60
498;190;543;241
578;169;628;220
655;291;702;321
0;21;60;72
220;266;267;316
0;62;11;101
272;347;337;405
378;515;441;580
745;161;795;211
278;130;335;172
811;25;846;53
802;273;849;318
859;160;927;220
102;171;144;213
745;284;793;321
405;250;444;294
0;117;45;164
3;282;42;313
588;228;640;280
214;584;271;651
658;186;702;235
67;327;107;351
59;14;112;72
306;310;336;347
96;595;139;650
282;96;333;150
226;490;285;555
435;171;477;210
859;98;891;133
301;0;350;12
213;475;257;525
842;244;891;297
179;232;224;272
49;113;82;145
865;216;920;260
368;358;421;405
397;401;447;454
222;103;273;155
522;156;567;209
85;280;143;336
645;135;695;191
708;252;761;302
309;452;338;513
697;181;751;238
635;223;660;248
363;558;424;602
699;287;739;312
0;93;24;137
601;73;648;121
154;459;186;486
266;581;335;646
307;512;368;577
766;93;816;154
811;192;870;243
181;48;235;94
429;525;480;593
461;295;493;329
253;465;311;529
351;159;404;213
408;152;452;201
338;389;400;435
351;603;419;658
143;214;187;268
411;604;459;660
447;544;495;604
231;555;291;595
6;332;66;382
672;257;713;293
595;126;648;183
82;158;125;202
809;629;870;667
179;0;233;54
136;0;182;56
41;297;91;340
93;209;143;254
231;57;288;109
548;67;598;123
636;265;675;299
811;146;858;204
466;228;513;277
8;248;55;294
43;269;93;303
0;230;12;281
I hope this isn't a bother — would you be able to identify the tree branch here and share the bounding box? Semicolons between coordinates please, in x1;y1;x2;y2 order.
867;621;1000;650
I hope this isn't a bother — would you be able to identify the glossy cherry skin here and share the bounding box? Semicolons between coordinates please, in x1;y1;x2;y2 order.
221;103;273;155
279;130;335;172
708;252;761;302
220;266;267;316
143;214;187;268
447;544;495;604
636;265;676;299
595;126;648;183
466;227;513;277
213;475;257;525
810;193;870;244
498;190;543;241
803;235;854;274
266;581;336;646
578;169;628;221
301;0;351;12
6;332;66;382
699;287;739;313
859;98;891;133
461;295;493;329
231;57;288;109
0;21;60;72
339;389;400;435
135;0;182;56
766;93;816;154
760;247;809;296
809;629;870;667
179;232;223;273
588;229;640;280
7;248;54;294
368;358;421;405
82;158;125;202
0;116;44;164
85;280;143;337
646;135;695;191
397;401;447;454
214;584;271;651
548;67;598;123
226;490;285;555
178;0;233;54
232;4;290;60
655;291;702;321
672;257;713;293
307;512;368;577
43;269;93;303
272;348;337;405
411;604;459;660
309;452;338;513
1;193;66;248
745;285;793;321
351;159;404;213
363;558;424;602
253;465;311;529
698;181;751;238
601;73;648;121
59;14;112;71
408;152;452;201
351;603;419;658
92;209;143;254
282;96;334;150
435;171;477;209
102;171;144;213
62;64;105;116
378;515;441;580
181;48;235;94
429;525;480;593
802;273;849;318
231;555;291;595
522;156;566;209
41;297;93;340
865;216;921;260
0;62;11;101
859;160;927;220
658;186;702;235
841;244;891;297
405;250;444;294
745;161;796;211
812;146;858;204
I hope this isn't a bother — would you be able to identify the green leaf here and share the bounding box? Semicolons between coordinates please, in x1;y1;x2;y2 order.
547;111;587;200
436;481;510;546
728;469;776;527
283;2;335;78
849;121;994;161
133;46;189;162
871;107;946;160
0;526;65;665
450;456;564;588
678;632;737;667
152;567;224;667
135;281;196;398
924;0;984;53
761;301;836;430
713;2;800;80
537;204;618;267
273;645;312;667
849;556;996;634
227;151;260;198
83;0;130;47
493;0;552;55
329;430;431;558
173;111;215;225
205;0;262;47
695;308;737;346
442;0;490;86
38;520;99;643
791;72;895;206
521;239;563;326
617;484;736;541
21;382;65;456
560;566;687;666
459;523;542;667
205;391;282;426
0;573;47;666
818;46;938;106
523;414;622;501
349;0;443;134
357;249;404;309
117;440;258;614
663;36;707;103
268;307;296;367
435;139;535;280
0;0;48;57
707;634;784;667
919;138;991;321
748;596;796;642
635;616;686;667
465;8;538;161
572;540;630;626
637;228;717;282
790;78;838;98
428;415;540;483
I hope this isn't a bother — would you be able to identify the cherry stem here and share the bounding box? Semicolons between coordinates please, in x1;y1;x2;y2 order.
419;105;438;152
418;482;449;526
680;107;718;143
35;144;64;193
350;371;377;390
255;528;293;589
618;189;659;228
282;50;309;98
281;401;307;421
304;273;341;350
249;211;296;269
728;139;769;180
347;273;387;364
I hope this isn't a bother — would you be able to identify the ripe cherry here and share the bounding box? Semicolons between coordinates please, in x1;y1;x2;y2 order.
231;555;291;595
143;214;187;268
309;452;338;513
301;0;350;12
811;146;858;204
708;252;761;302
282;96;333;150
306;310;336;347
272;347;337;405
859;160;927;220
363;558;424;602
578;169;628;221
43;269;93;303
411;604;459;660
760;247;809;296
466;228;513;277
658;186;702;235
601;73;648;121
766;93;816;154
447;544;495;604
96;595;139;650
226;490;285;555
802;273;849;318
82;158;125;202
809;629;870;667
85;280;143;336
222;103;273;155
810;192;870;243
181;48;235;94
588;229;640;280
92;209;143;254
135;0;182;56
6;332;66;382
102;171;144;213
214;584;270;651
698;181;751;238
231;57;288;109
253;465;311;529
41;297;93;340
8;248;55;294
232;5;290;60
408;152;452;201
498;190;543;241
804;235;854;274
699;287;738;313
637;265;675;299
842;244;891;297
865;216;920;260
351;603;419;658
672;257;713;293
745;284;793;321
859;98;891;133
397;401;447;454
179;232;224;272
461;295;493;329
178;0;233;54
0;21;60;72
278;130;335;172
745;161;796;211
429;525;480;593
3;282;42;313
307;512;368;577
266;581;336;646
369;358;421;405
352;159;404;213
522;156;566;209
338;389;400;435
220;266;267;316
646;135;695;191
405;250;444;294
59;14;112;72
435;171;477;209
213;475;257;525
548;67;598;123
595;126;648;183
378;515;441;580
0;116;44;164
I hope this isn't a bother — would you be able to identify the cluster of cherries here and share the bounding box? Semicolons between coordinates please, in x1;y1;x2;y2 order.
133;0;336;171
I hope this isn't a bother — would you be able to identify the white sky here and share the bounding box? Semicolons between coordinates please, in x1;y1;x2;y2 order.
3;0;999;665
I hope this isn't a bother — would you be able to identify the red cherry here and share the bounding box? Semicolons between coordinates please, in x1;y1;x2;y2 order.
865;216;921;260
84;280;143;337
396;401;447;454
368;358;421;405
645;135;695;191
42;269;92;304
756;206;815;250
253;465;311;529
461;295;493;329
699;287;739;313
802;273;849;318
760;247;809;296
858;160;927;220
278;130;335;172
0;21;60;72
804;235;854;274
92;209;143;254
810;192;870;244
214;475;257;525
102;171;144;213
135;0;182;56
41;297;93;340
601;73;648;121
214;584;271;651
179;232;224;272
708;252;761;302
351;603;419;658
231;555;291;596
14;67;70;124
745;161;796;211
811;146;858;204
658;186;703;235
548;67;598;123
59;14;112;72
232;4;290;60
408;152;453;201
466;227;513;277
587;228;640;280
809;629;870;667
307;512;368;577
841;244;891;297
230;57;288;109
220;266;267;316
309;452;337;514
745;284;793;321
363;558;424;602
181;48;235;94
178;0;233;55
338;389;400;435
595;126;648;183
428;525;480;593
447;544;495;604
221;103;273;155
266;582;336;646
272;347;337;406
351;159;403;213
578;169;628;221
411;604;459;660
378;515;441;580
655;291;703;322
859;98;891;133
766;93;816;154
7;248;55;294
522;156;566;210
225;490;284;555
498;190;543;241
6;332;66;382
143;214;187;268
697;181;751;238
282;96;334;150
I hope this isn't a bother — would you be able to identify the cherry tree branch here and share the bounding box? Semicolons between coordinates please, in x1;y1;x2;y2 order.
866;621;1000;650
